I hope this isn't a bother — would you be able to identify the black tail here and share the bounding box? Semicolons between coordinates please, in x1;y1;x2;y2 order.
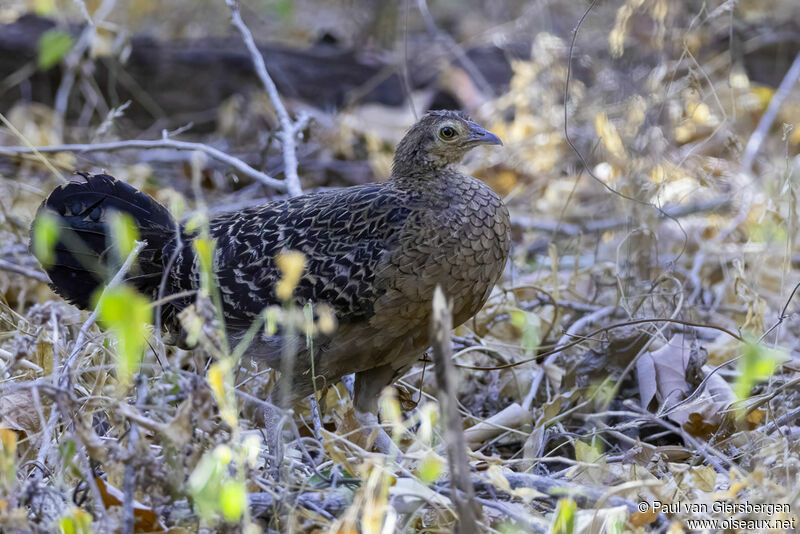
30;173;178;309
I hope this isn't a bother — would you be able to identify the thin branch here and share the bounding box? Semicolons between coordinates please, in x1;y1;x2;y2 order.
431;287;479;534
225;0;305;197
0;112;66;183
760;279;800;343
123;376;148;534
456;316;744;372
519;305;616;410
417;0;494;98
54;0;117;130
742;50;800;171
0;138;286;191
0;258;50;284
512;197;730;235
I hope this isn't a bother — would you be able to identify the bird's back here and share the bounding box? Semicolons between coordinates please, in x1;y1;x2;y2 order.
167;183;414;325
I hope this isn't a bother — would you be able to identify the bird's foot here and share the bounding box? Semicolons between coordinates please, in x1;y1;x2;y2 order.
353;409;402;458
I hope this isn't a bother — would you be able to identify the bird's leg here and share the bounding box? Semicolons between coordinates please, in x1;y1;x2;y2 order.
340;373;355;398
353;365;402;457
352;409;401;457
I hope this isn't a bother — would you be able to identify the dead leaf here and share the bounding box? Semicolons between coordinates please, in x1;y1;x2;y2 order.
637;335;692;411
463;402;532;448
637;335;736;429
630;506;659;527
0;391;42;436
95;478;165;532
683;413;719;440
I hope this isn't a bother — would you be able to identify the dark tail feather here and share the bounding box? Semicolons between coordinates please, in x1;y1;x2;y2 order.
30;173;178;309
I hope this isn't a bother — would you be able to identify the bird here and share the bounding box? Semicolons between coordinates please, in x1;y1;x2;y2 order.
31;110;510;450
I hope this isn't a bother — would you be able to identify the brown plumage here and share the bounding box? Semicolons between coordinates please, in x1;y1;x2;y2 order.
31;110;510;412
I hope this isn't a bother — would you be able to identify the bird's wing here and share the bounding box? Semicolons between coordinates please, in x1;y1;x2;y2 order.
184;184;415;325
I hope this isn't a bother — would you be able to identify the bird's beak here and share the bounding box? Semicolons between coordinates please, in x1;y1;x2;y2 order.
467;123;503;146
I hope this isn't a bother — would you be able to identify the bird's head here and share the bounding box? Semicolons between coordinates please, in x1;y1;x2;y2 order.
391;110;502;177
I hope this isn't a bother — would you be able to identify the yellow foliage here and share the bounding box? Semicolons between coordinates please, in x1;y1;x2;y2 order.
594;112;627;160
275;250;306;301
750;85;776;110
609;0;645;58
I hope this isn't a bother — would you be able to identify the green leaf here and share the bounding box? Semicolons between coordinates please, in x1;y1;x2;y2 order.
0;429;17;490
58;439;75;463
38;30;73;70
107;212;139;264
58;509;92;534
734;340;784;401
193;237;217;295
97;286;151;386
264;307;278;336
574;436;602;463
510;309;541;355
552;497;577;534
417;451;443;484
273;0;294;20
59;516;76;534
219;480;247;523
497;521;528;534
34;0;56;15
32;211;60;268
188;445;234;522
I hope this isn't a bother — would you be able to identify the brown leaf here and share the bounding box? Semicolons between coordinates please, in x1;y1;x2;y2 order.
95;478;164;532
630;506;659;527
161;395;194;448
682;412;719;440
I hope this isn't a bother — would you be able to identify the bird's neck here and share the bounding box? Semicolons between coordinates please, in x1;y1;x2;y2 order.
389;166;469;202
391;157;446;179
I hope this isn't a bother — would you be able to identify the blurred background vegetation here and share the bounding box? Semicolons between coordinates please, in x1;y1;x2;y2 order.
1;0;800;532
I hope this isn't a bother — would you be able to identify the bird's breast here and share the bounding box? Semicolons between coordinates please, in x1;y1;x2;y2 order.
375;175;510;330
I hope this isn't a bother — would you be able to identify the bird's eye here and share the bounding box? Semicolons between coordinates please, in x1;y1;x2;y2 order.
439;126;456;139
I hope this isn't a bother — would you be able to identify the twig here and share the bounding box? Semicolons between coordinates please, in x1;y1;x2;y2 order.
0;138;286;191
519;305;616;410
122;375;148;534
225;0;306;197
0;112;66;183
741;50;800;171
417;0;494;98
764;405;800;435
511;197;730;235
760;279;800;343
49;389;111;526
249;490;349;520
551;306;617;365
431;287;479;534
0;258;50;284
456;316;744;372
54;0;117;133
